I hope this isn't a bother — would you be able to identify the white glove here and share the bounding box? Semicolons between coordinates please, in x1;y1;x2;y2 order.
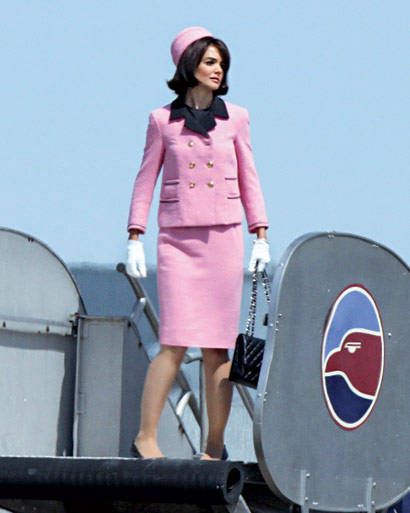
126;239;147;278
248;238;271;273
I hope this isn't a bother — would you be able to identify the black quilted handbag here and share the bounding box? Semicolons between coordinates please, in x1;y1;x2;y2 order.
229;267;271;389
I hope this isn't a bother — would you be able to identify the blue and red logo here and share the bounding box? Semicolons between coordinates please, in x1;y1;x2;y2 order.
322;285;384;430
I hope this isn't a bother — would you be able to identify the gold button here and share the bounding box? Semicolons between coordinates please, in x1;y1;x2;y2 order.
188;162;196;169
188;140;194;147
207;160;214;168
189;181;195;189
207;181;215;188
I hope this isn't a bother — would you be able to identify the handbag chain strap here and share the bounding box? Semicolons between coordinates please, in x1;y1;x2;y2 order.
245;263;272;337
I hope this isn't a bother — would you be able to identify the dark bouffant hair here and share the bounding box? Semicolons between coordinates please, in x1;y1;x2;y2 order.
167;36;230;96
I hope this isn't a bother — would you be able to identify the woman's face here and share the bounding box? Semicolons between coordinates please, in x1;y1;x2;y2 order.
194;45;224;91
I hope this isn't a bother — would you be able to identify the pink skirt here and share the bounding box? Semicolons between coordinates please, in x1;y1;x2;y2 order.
157;224;244;349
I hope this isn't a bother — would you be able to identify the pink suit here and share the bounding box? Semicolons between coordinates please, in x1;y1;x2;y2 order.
127;102;268;234
127;101;269;348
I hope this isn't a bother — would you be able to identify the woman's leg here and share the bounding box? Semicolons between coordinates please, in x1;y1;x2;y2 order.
135;345;186;457
201;348;233;459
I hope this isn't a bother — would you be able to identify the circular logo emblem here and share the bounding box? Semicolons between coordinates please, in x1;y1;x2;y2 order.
322;285;384;430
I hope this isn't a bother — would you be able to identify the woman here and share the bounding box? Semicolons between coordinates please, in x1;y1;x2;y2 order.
126;26;270;460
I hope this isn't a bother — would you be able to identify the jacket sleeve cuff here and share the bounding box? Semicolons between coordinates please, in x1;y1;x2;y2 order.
128;224;146;234
248;222;269;234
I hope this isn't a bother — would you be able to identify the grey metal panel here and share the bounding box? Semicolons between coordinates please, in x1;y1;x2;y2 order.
254;232;410;512
69;262;149;317
74;316;193;458
0;330;76;456
0;227;84;335
73;317;126;456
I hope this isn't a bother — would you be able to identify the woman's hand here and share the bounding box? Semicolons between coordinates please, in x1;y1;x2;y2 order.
126;239;147;278
248;238;271;273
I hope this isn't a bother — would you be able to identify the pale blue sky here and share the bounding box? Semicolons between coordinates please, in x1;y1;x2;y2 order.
2;1;409;266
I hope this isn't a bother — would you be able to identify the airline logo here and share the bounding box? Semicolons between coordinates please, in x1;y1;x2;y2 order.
322;285;384;430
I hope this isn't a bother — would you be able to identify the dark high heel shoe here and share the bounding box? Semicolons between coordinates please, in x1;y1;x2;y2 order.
221;445;229;460
130;443;143;459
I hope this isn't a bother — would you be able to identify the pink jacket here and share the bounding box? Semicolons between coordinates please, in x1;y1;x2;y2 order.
127;100;269;234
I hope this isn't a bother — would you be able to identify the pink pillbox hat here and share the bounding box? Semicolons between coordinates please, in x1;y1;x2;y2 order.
171;26;213;66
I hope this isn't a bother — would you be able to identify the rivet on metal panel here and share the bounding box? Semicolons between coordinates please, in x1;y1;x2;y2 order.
257;393;262;398
357;504;364;509
278;313;282;318
306;473;310;478
312;501;318;506
366;477;376;512
269;323;274;327
275;328;279;332
388;332;392;337
299;469;310;507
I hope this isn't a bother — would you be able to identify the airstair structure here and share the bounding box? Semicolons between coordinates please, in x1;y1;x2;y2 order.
0;226;408;513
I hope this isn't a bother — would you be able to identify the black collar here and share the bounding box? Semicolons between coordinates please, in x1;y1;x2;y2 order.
169;96;229;136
